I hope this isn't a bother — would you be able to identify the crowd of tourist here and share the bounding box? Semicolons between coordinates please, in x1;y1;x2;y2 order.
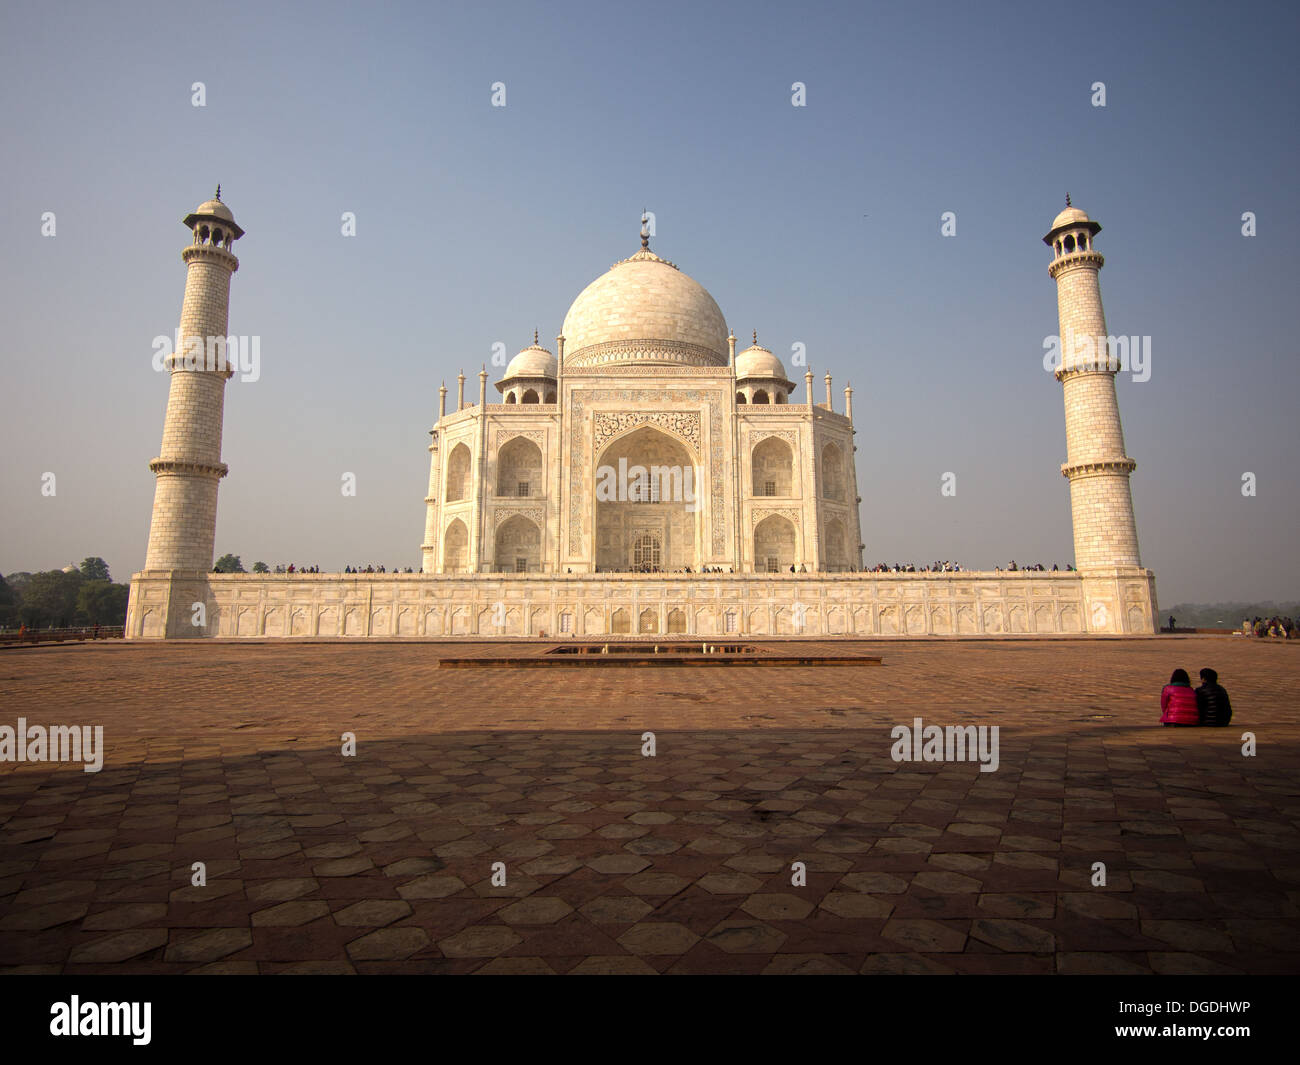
249;564;420;574
1243;615;1294;638
869;561;965;572
591;565;737;574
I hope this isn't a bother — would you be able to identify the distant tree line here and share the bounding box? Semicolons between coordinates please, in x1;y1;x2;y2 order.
0;557;130;629
1162;601;1300;628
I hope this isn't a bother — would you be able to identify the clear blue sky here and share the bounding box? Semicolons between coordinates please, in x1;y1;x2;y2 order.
1;0;1296;605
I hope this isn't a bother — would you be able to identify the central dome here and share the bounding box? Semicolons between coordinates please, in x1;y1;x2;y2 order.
561;246;730;368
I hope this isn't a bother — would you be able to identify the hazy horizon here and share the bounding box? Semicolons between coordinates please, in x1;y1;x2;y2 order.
2;0;1296;606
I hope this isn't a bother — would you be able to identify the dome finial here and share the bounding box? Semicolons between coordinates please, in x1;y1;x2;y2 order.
752;329;758;346
215;183;222;202
1065;192;1071;207
640;209;650;250
534;328;539;345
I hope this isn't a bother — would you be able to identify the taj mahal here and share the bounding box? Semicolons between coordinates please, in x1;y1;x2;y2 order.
125;193;1159;639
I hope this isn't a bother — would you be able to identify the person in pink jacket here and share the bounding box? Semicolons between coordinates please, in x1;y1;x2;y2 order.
1160;668;1200;726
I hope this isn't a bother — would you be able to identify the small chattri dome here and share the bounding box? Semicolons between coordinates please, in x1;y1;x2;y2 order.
195;198;236;223
184;186;244;240
503;337;557;380
736;341;788;381
1043;197;1101;246
1051;205;1090;230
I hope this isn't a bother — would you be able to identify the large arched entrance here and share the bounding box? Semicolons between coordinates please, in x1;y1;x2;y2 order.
594;425;699;572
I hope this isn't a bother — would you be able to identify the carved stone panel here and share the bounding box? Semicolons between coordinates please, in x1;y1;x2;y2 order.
593;411;700;454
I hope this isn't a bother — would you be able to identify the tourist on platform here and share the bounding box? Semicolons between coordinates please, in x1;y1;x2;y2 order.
1160;668;1200;726
1195;668;1232;727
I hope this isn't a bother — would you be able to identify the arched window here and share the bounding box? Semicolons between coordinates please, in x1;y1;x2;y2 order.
521;389;539;404
754;514;797;572
1063;234;1076;253
736;391;747;404
443;519;468;573
753;389;770;404
633;533;662;572
821;442;845;501
505;393;517;404
752;436;794;497
495;514;542;572
824;518;847;570
445;443;471;502
496;436;543;498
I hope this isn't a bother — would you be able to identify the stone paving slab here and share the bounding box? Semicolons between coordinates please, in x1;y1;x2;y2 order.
0;637;1297;974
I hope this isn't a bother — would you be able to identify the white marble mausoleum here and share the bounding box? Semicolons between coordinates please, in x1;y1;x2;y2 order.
126;197;1159;638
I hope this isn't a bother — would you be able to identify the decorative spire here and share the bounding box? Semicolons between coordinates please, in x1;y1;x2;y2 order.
1065;192;1071;207
534;328;539;345
215;184;222;202
752;330;758;346
640;210;650;250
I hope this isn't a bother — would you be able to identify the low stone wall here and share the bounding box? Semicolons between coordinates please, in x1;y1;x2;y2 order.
126;568;1159;639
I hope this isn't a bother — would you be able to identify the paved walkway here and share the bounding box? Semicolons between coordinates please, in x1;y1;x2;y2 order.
1;637;1297;973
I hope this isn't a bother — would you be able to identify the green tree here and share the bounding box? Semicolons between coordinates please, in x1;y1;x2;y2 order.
214;553;245;573
0;573;15;628
19;570;83;627
76;580;130;625
79;556;111;582
252;561;270;573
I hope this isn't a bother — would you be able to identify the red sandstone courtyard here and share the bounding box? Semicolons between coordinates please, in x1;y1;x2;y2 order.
1;636;1297;974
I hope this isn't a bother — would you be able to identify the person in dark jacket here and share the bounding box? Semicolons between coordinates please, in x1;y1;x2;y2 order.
1196;668;1233;726
1160;669;1200;726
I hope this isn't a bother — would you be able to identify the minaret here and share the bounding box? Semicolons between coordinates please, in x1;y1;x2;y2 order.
143;188;243;574
1045;198;1141;570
